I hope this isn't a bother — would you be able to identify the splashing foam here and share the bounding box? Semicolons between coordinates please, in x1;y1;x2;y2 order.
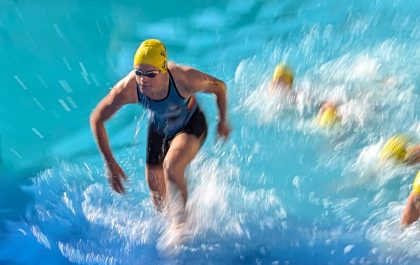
23;146;291;262
156;152;288;255
366;203;420;259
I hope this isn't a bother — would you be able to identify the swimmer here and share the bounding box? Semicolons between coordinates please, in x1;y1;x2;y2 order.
380;135;420;227
90;39;231;219
317;101;342;128
269;63;294;92
401;171;420;227
380;134;420;165
269;63;342;128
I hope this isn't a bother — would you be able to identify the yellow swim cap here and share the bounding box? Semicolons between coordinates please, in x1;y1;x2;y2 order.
272;64;293;87
318;106;340;128
411;171;420;197
133;39;167;72
380;134;409;162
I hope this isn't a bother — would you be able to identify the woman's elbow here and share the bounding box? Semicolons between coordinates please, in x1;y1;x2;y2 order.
215;81;227;96
219;80;227;91
89;109;102;128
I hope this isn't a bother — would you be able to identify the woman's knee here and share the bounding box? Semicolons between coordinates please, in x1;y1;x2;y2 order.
163;158;185;182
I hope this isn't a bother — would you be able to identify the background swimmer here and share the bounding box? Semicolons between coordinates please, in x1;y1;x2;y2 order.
269;63;343;129
380;134;420;166
269;63;294;93
401;171;420;227
317;101;342;129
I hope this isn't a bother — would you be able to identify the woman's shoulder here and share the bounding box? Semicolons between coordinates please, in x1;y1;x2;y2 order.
167;62;192;93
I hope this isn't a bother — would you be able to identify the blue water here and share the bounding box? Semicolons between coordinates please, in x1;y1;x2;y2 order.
1;0;419;264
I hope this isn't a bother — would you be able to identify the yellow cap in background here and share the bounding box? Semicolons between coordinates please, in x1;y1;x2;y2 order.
319;106;340;128
380;134;409;162
272;64;293;87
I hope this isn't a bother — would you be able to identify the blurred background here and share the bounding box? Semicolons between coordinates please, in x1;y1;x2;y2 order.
0;0;419;264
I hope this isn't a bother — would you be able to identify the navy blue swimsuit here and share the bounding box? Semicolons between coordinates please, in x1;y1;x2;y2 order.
137;70;197;138
136;70;208;165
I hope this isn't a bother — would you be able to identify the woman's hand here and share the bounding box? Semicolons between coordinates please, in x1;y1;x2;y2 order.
106;161;127;193
217;120;231;139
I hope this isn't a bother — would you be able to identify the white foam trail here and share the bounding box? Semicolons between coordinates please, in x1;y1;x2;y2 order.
31;128;44;139
32;97;45;111
31;225;51;249
59;80;73;93
52;23;64;39
10;148;22;159
58;99;71;112
14;75;28;90
58;242;118;265
62;57;72;71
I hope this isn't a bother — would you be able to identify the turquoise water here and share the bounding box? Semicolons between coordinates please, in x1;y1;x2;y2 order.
1;0;419;264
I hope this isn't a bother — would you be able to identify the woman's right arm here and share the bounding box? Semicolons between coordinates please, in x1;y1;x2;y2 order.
89;72;137;193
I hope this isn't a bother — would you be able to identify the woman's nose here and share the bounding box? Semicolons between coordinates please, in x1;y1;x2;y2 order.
139;76;148;84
